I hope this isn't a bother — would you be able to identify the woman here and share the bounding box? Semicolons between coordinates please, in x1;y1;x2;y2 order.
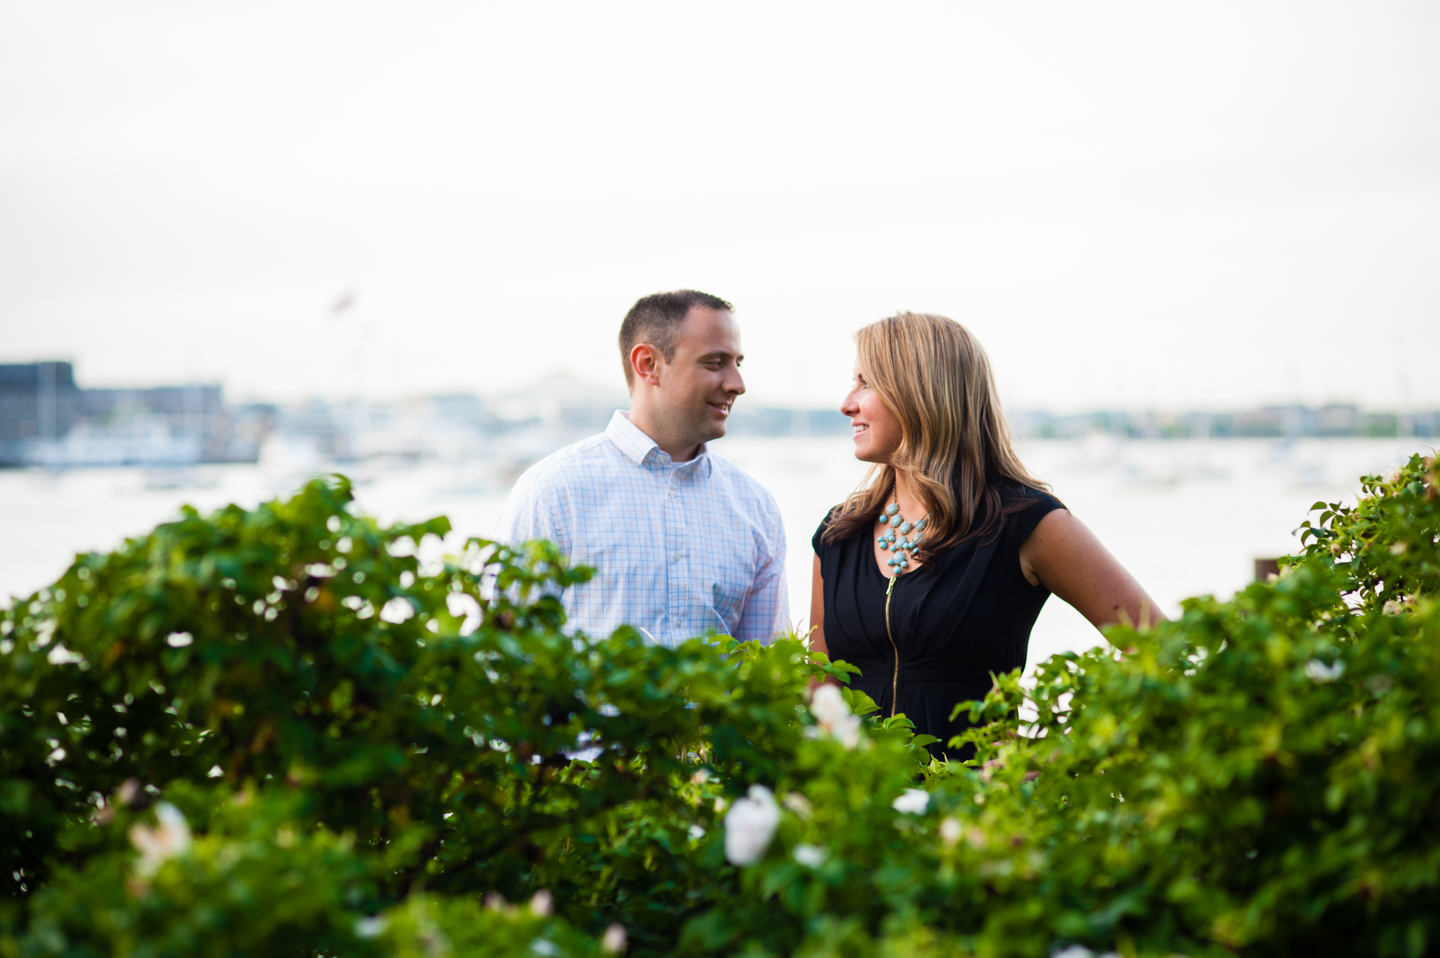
810;312;1161;760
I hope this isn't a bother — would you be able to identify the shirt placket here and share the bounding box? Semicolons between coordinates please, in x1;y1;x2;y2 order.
663;463;687;645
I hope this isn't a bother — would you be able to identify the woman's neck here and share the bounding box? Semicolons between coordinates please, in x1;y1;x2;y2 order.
890;468;927;520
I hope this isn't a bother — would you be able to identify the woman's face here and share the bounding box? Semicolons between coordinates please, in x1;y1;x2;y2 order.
841;363;903;464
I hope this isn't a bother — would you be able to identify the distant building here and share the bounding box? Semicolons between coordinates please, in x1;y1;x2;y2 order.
726;406;851;438
4;357;1435;470
1009;405;1436;441
0;362;263;468
0;363;82;466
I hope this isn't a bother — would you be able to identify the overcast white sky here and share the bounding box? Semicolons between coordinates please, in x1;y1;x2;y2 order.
2;2;1437;412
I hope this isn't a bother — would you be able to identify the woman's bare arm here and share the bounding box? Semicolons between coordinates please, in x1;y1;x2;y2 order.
808;553;828;657
1019;509;1165;632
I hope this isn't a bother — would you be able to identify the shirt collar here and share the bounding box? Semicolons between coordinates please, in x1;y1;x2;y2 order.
605;410;713;477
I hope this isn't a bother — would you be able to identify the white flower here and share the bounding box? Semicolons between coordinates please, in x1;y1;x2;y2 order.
724;785;779;865
46;643;83;665
380;597;415;624
809;684;863;750
939;817;962;846
810;684;849;725
792;843;827;868
1050;949;1119;958
601;923;628;954
529;889;553;916
688;824;706;840
1366;674;1394;695
1305;659;1345;683
782;792;814;820
892;788;930;815
355;916;389;938
835;715;862;750
128;801;192;876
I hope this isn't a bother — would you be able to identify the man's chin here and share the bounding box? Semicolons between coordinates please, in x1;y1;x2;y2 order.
699;413;729;442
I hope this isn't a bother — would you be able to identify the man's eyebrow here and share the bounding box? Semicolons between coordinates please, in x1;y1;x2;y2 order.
697;350;742;362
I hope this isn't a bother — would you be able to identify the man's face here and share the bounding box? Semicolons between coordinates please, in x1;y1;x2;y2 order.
655;307;745;447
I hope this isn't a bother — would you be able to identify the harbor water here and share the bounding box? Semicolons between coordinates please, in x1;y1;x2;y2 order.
2;435;1432;673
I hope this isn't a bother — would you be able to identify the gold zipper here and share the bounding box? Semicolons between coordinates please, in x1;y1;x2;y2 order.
884;574;899;718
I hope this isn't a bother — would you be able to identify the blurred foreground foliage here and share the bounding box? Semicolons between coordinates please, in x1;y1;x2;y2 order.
1;454;1438;957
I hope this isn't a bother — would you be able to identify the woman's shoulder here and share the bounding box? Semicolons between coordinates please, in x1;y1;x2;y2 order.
996;481;1065;539
812;505;857;556
998;481;1063;510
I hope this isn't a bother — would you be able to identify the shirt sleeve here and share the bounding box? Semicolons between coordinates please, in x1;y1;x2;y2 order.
733;502;789;646
493;472;561;549
487;472;565;603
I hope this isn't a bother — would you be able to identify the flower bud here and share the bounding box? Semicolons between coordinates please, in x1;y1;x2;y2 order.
724;785;779;865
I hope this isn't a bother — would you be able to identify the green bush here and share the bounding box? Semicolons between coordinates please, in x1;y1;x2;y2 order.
0;475;873;956
681;455;1440;957
17;782;615;958
2;456;1437;957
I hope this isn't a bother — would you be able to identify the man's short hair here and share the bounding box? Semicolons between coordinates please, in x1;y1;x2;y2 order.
618;290;734;388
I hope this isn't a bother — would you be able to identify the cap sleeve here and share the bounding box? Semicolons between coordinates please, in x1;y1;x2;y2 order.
811;505;842;557
1009;488;1066;543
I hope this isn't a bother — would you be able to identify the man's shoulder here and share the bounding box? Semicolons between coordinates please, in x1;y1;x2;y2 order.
513;433;624;492
707;453;781;514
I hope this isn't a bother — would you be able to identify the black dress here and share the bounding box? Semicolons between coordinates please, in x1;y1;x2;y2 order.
812;484;1065;761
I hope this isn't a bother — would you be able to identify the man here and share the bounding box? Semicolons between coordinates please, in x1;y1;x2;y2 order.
492;290;788;646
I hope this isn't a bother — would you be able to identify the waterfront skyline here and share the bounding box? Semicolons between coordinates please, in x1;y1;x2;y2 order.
2;3;1438;412
4;358;1435;472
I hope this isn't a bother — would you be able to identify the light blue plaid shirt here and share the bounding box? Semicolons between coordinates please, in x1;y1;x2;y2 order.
493;410;788;646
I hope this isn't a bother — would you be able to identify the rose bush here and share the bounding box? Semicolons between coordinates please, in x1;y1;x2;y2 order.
1;454;1436;957
0;474;883;957
677;453;1440;957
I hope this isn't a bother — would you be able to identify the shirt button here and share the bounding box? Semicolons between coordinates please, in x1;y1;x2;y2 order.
672;553;681;562
668;490;675;498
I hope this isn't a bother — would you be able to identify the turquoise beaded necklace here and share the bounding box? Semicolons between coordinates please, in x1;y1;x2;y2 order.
876;487;927;573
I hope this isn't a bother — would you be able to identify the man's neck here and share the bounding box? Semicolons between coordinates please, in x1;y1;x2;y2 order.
625;406;702;463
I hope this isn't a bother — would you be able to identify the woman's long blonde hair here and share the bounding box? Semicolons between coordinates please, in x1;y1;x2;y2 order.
823;312;1047;554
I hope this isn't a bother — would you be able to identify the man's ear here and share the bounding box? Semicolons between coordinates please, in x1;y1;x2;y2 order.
629;343;663;387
